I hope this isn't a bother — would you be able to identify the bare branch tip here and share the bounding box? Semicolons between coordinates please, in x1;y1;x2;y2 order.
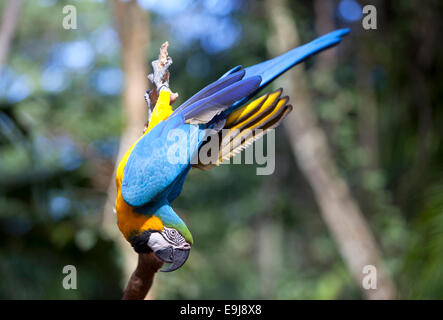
159;41;169;67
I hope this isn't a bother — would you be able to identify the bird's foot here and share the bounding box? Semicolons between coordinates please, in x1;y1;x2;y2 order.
145;42;178;114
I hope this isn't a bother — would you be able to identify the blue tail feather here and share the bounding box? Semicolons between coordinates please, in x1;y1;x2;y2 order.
228;28;350;111
173;28;349;121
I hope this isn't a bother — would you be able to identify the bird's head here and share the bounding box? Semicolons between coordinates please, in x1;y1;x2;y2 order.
148;224;192;272
130;211;193;272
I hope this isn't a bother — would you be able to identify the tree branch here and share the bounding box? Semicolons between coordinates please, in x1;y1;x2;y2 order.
144;41;178;132
110;1;177;298
121;42;177;300
122;253;164;300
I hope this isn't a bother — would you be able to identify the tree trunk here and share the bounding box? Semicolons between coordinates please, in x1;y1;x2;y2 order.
265;0;396;299
356;23;379;172
0;0;22;75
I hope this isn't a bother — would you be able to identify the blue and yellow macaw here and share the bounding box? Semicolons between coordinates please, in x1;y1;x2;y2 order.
115;29;349;272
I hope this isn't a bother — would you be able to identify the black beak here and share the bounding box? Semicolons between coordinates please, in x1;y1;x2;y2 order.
155;247;190;272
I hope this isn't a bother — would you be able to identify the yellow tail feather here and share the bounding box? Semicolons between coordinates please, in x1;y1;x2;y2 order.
193;89;292;170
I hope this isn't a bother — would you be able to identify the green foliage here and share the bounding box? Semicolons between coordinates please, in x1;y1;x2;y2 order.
403;178;443;298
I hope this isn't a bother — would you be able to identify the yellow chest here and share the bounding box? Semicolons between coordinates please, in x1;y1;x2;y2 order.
115;90;173;240
115;187;164;240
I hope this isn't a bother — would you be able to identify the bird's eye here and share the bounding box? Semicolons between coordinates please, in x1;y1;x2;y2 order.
163;227;185;246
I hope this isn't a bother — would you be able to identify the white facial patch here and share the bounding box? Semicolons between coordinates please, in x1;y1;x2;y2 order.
147;232;170;253
147;227;191;252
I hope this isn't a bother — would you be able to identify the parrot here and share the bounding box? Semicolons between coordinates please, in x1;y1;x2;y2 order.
115;28;349;272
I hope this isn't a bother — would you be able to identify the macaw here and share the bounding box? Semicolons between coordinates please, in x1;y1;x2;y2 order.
115;29;349;272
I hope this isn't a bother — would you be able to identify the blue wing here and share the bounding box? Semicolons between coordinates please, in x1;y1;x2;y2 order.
171;70;246;116
121;76;261;208
122;116;199;208
181;75;261;123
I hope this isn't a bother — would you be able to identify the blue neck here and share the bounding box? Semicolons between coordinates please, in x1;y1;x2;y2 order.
153;202;193;245
154;202;184;226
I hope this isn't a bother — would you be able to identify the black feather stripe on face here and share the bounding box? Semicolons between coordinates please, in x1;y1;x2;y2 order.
130;230;153;254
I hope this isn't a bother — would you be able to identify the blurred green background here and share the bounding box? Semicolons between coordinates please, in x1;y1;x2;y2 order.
0;0;442;299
